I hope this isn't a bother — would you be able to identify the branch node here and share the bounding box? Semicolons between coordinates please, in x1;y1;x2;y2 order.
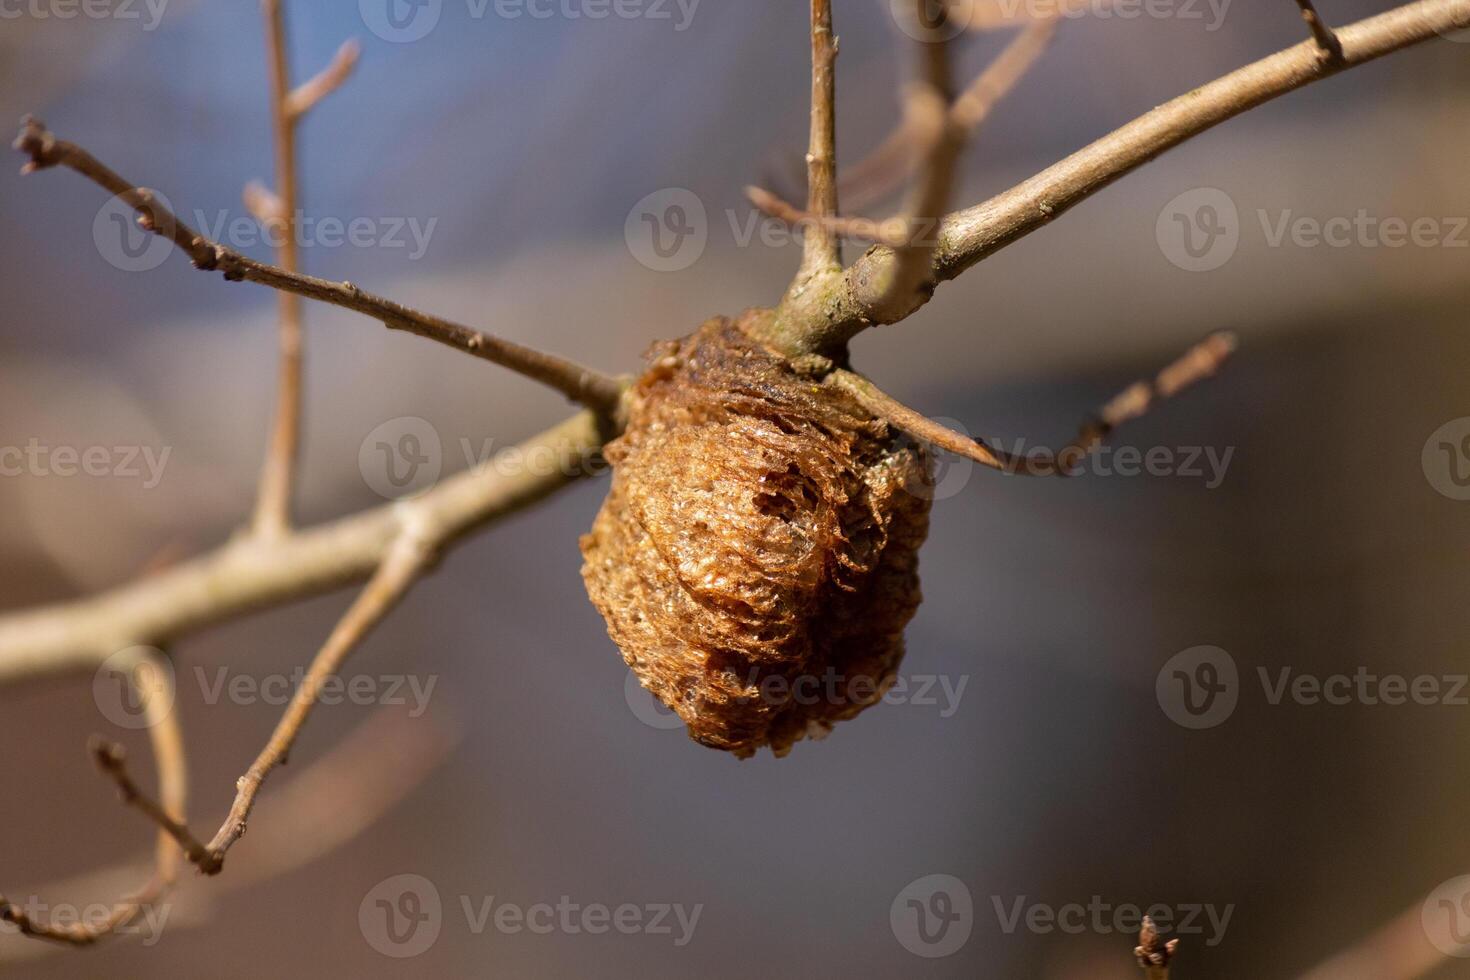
1295;0;1346;65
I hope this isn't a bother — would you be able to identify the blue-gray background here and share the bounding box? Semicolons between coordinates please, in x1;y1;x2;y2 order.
2;1;1469;976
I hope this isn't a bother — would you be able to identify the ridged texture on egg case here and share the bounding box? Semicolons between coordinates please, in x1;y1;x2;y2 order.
580;316;933;757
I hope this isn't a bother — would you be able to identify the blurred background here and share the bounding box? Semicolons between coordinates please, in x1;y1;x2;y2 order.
2;1;1469;976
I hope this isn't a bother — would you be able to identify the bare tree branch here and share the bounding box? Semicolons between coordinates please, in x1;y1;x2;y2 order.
92;737;214;872
0;410;609;685
77;525;436;877
12;118;627;416
199;526;436;873
796;0;842;282
865;1;961;323
828;331;1235;476
0;650;186;945
252;0;309;537
0;706;456;963
772;0;1470;354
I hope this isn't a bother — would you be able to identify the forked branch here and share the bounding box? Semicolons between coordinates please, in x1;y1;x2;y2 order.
770;0;1470;355
0;650;186;945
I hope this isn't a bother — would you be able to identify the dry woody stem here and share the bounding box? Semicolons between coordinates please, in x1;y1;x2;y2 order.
1;650;185;945
829;332;1236;476
250;8;361;538
11;118;625;417
797;0;841;280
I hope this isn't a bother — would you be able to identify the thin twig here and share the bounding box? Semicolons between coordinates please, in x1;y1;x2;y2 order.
201;526;436;872
285;38;360;121
252;0;307;538
12;118;626;416
242;180;286;224
0;706;457;964
1135;915;1180;979
866;3;1065;321
0;650;186;946
746;186;912;248
949;17;1059;131
81;528;436;877
92;738;215;871
829;332;1236;476
1294;0;1345;64
796;0;842;280
837;13;1059;213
